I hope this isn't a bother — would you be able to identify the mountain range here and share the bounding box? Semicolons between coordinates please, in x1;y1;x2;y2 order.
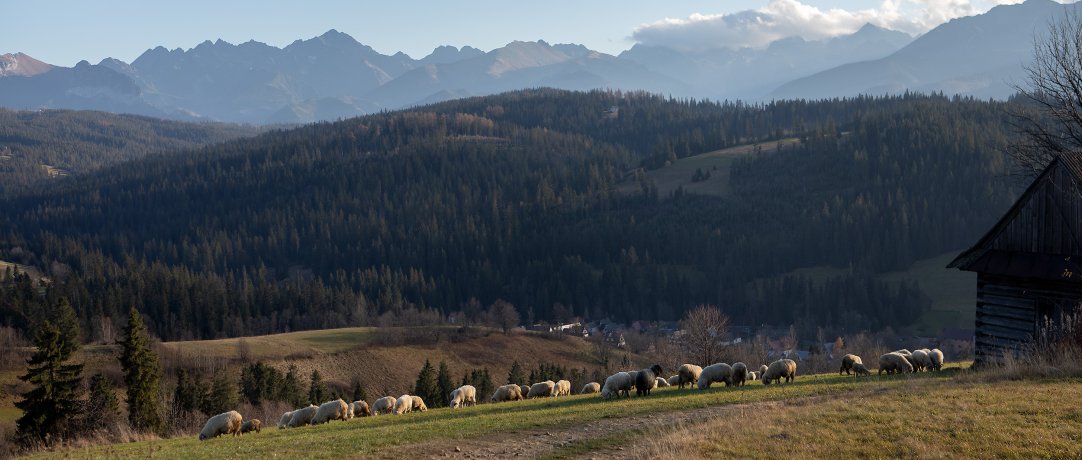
0;0;1072;124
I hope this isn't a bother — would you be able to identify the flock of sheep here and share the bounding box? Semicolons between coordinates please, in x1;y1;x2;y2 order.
197;347;946;440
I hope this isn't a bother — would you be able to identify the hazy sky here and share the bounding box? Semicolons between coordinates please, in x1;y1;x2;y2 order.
4;0;1038;66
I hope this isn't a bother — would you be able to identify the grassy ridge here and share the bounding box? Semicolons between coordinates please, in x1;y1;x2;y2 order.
47;365;969;459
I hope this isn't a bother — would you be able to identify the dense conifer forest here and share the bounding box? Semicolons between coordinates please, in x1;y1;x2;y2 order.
0;90;1018;340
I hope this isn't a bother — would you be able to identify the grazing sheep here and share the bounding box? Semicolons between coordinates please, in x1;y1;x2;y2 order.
759;364;769;377
676;364;703;389
199;410;243;440
311;399;351;424
601;372;635;399
239;419;261;435
928;348;944;371
747;371;759;381
656;376;671;387
697;363;734;389
840;354;863;375
581;382;601;394
762;359;797;385
350;400;371;417
411;395;428;412
528;380;557;398
491;384;525;402
636;364;664;396
852;362;871;376
287;405;318;427
732;362;748;387
277;410;295;429
879;352;914;375
667;375;680;386
372;396;397;415
451;385;477;408
394;395;413;415
910;349;931;372
520;384;531;396
555;380;572;397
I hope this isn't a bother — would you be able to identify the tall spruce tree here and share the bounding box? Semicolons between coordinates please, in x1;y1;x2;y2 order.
14;320;84;445
280;365;307;407
202;367;238;415
507;360;525;385
350;379;367;403
308;369;327;404
118;307;164;434
435;361;455;408
412;359;438;408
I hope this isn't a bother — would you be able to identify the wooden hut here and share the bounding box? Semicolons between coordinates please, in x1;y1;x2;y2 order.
948;155;1082;365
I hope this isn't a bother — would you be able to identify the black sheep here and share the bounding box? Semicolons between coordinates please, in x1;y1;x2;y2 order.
635;364;664;396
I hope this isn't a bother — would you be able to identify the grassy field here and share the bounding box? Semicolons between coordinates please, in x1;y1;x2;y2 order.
42;362;1068;459
156;327;378;360
615;138;800;197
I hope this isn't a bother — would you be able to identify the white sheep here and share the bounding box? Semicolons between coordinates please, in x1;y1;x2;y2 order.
762;359;797;385
747;371;759;381
528;380;556;398
199;410;242;440
555;379;572;397
731;362;748;387
394;395;413;415
311;399;350;424
491;384;525;402
840;354;863;375
655;376;671;387
287;405;318;427
879;352;914;375
667;375;680;386
277;410;295;429
758;364;768;377
372;396;397;415
910;349;931;372
451;385;477;408
928;348;944;371
697;363;733;389
411;395;428;412
580;382;601;394
601;372;634;399
350;400;371;417
676;364;703;389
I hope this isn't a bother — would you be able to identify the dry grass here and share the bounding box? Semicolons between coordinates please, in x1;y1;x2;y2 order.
640;377;1082;459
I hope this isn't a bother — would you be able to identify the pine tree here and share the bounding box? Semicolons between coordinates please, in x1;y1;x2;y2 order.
280;365;306;407
14;320;84;445
507;360;525;385
435;361;455;408
478;368;494;402
118;307;164;434
172;369;201;414
84;373;120;436
308;369;327;404
350;379;367;403
202;367;238;415
413;359;438;408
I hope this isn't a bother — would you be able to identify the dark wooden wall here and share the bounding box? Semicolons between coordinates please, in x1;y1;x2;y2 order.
975;274;1080;364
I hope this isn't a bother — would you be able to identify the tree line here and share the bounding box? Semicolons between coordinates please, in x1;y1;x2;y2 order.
0;90;1018;341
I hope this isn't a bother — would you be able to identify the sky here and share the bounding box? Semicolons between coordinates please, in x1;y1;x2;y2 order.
3;0;1039;66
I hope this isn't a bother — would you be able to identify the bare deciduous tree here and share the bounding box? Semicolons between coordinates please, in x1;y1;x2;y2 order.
679;304;730;365
1011;10;1082;177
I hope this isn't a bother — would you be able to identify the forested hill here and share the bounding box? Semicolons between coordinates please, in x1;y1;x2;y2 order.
0;109;260;195
0;90;1017;341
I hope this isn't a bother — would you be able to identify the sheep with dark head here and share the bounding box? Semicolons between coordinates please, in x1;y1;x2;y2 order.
840;354;863;375
635;364;664;396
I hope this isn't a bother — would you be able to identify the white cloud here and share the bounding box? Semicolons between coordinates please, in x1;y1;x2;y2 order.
631;0;1021;52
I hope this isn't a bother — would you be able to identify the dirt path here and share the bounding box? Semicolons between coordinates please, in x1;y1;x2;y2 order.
379;398;789;459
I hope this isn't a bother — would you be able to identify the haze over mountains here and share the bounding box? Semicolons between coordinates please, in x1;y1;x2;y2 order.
0;0;1072;124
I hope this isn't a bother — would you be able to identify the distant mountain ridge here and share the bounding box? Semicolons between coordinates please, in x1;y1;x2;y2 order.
0;0;1067;123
